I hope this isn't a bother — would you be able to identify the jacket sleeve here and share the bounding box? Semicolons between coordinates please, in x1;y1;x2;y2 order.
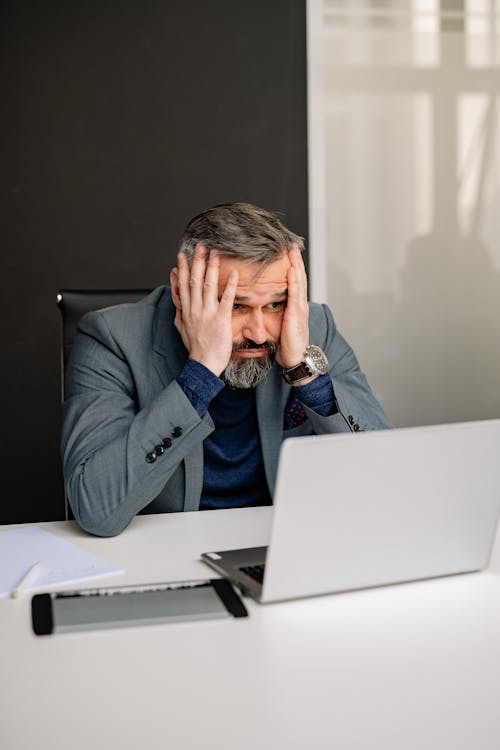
60;311;214;537
302;304;392;434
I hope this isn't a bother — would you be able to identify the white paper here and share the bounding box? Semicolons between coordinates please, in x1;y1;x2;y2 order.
0;526;123;597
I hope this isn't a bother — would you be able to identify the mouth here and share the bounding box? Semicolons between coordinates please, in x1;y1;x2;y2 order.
233;349;267;358
232;340;277;359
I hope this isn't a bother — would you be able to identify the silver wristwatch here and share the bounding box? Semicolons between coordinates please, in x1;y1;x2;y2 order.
281;345;329;385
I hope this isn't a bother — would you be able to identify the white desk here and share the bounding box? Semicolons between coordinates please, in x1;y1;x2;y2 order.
2;507;500;750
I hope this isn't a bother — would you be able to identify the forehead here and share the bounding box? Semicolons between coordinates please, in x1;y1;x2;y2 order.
218;253;291;293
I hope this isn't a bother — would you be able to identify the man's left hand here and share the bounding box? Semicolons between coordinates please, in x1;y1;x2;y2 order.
276;243;310;370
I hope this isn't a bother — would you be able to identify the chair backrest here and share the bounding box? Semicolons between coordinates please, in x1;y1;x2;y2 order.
57;288;153;374
56;289;152;521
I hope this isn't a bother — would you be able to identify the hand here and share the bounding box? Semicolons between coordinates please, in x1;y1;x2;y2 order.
276;243;310;370
172;244;238;376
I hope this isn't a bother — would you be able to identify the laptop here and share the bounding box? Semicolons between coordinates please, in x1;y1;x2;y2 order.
200;419;500;603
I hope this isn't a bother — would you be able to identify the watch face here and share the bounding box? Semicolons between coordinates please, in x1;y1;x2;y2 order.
306;346;329;375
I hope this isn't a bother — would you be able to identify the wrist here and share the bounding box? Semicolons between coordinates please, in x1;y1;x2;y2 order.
188;354;225;378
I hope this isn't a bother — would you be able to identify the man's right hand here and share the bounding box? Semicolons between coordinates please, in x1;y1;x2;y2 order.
173;244;238;377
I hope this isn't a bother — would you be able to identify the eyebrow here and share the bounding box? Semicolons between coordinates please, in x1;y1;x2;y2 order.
233;289;288;302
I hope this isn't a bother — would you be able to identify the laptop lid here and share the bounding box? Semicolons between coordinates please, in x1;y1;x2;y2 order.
259;419;500;602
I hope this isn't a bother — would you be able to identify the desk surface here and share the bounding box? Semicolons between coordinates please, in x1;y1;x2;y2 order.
2;507;500;750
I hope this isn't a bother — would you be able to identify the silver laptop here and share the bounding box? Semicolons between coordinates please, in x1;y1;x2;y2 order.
201;419;500;603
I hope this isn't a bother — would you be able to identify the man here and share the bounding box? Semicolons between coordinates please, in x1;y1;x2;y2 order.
61;203;390;537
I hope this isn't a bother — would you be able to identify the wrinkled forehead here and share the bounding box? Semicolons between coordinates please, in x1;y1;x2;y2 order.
217;252;291;293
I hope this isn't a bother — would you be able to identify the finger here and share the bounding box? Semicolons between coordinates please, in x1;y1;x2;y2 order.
288;245;308;302
176;251;192;317
202;250;220;307
286;265;299;305
289;243;306;270
218;268;239;310
286;270;308;320
188;243;208;311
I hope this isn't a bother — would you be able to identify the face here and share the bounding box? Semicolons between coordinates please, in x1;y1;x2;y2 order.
170;250;291;388
218;252;291;360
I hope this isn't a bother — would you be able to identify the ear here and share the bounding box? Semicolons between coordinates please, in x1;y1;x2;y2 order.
170;267;181;309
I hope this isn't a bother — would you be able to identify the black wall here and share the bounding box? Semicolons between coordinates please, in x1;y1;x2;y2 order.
0;1;308;523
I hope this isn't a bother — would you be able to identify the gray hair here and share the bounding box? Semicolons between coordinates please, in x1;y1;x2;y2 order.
179;202;304;267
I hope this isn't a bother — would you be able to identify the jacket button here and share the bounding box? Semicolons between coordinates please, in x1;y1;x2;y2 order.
172;426;183;438
155;444;165;456
162;437;172;449
353;424;360;432
145;451;157;463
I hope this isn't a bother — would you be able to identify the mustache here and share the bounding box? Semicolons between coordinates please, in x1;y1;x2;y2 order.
232;339;277;353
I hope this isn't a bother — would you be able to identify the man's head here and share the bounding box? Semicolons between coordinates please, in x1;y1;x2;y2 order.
179;202;304;267
172;203;305;388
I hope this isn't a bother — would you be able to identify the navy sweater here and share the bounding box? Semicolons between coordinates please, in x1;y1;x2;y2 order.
177;359;335;509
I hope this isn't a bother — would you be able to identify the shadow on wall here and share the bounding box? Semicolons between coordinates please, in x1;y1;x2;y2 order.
330;232;500;427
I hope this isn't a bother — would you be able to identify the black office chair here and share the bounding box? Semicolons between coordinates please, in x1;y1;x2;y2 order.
57;289;153;377
57;288;153;520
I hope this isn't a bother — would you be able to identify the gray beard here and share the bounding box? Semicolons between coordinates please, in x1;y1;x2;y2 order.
222;349;276;389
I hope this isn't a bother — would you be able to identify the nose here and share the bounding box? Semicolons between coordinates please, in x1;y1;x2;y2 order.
242;309;267;345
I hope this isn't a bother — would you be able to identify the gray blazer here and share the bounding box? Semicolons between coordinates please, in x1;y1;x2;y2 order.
61;287;391;536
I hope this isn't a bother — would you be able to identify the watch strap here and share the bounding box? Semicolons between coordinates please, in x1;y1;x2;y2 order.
282;361;313;385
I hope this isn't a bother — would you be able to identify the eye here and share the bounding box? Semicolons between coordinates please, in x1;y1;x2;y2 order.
268;301;286;310
232;303;241;312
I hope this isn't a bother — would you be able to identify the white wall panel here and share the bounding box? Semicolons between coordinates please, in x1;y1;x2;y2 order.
310;0;500;426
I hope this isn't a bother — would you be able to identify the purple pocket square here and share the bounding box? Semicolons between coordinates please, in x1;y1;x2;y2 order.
283;393;307;430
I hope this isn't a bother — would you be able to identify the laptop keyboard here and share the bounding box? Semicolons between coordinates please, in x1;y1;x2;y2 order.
240;564;266;584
